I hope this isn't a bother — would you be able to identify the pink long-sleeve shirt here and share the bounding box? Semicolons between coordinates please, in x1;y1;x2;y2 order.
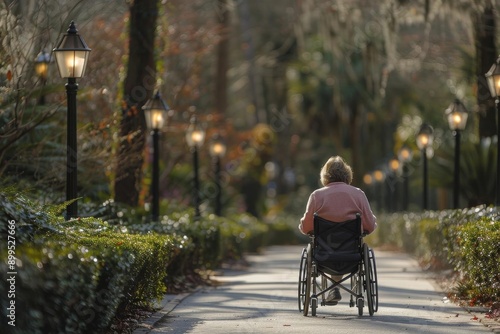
299;182;377;235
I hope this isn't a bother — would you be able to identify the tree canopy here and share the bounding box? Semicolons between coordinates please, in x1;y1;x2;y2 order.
0;0;498;215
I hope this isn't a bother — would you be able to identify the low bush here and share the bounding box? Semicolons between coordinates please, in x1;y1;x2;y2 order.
0;189;287;333
0;191;183;334
370;206;499;305
1;241;103;333
264;214;307;245
442;213;500;304
125;211;271;281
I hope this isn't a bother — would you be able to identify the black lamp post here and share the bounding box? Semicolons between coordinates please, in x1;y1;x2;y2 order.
53;21;91;219
416;123;434;210
398;146;413;211
186;115;205;218
485;57;500;206
35;50;51;104
373;169;385;212
363;173;374;208
143;91;169;222
389;157;400;212
35;50;51;79
209;134;226;216
445;99;468;209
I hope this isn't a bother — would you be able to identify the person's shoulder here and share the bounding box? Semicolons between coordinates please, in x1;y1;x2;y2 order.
311;186;327;195
310;185;333;197
344;184;366;194
335;182;356;190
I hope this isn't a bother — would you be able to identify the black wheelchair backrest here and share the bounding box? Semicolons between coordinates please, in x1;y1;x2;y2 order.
313;213;362;274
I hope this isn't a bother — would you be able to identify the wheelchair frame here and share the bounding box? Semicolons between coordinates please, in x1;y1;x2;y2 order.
297;215;379;316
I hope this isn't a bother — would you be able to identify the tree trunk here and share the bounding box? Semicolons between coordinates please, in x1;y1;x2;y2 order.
475;3;497;138
114;0;159;206
349;99;361;188
238;0;260;125
214;0;230;121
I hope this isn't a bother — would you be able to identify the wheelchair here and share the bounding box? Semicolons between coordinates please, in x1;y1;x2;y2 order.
298;213;378;316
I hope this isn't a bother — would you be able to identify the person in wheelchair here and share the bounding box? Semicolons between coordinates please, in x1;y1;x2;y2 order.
298;156;377;305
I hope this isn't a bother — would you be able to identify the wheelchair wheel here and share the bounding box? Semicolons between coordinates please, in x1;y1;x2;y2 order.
311;297;317;316
357;295;364;316
298;244;312;316
349;276;356;307
321;276;328;306
363;244;374;316
356;273;364;316
368;248;379;312
298;248;308;312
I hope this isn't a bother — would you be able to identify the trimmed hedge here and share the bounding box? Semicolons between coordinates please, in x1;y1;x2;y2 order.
124;211;270;281
0;236;182;333
0;192;181;333
368;206;499;305
0;190;275;333
444;215;500;304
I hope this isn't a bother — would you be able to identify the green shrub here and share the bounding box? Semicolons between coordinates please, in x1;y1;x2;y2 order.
0;242;102;333
370;206;499;305
220;213;269;255
444;216;500;304
72;226;181;307
125;211;271;274
0;189;303;334
263;214;306;245
0;189;67;243
0;190;184;334
414;217;449;269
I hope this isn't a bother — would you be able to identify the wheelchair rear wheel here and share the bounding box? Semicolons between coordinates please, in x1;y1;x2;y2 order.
298;244;312;315
368;247;379;312
363;244;375;316
298;248;307;312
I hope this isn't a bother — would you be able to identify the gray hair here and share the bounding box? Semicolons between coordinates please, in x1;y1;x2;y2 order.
320;156;353;186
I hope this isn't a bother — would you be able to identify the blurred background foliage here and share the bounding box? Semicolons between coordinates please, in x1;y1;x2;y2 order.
0;0;499;218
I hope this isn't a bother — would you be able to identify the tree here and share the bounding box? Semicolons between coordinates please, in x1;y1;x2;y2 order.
214;0;230;120
474;2;497;138
291;0;392;184
114;0;159;207
0;1;127;204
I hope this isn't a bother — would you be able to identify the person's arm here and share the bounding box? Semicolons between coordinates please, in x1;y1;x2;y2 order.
299;193;315;235
359;191;377;234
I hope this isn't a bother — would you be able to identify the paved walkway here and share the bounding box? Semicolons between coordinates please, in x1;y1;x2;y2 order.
134;245;498;333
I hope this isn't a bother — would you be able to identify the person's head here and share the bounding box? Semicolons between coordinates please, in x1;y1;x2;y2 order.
320;156;353;186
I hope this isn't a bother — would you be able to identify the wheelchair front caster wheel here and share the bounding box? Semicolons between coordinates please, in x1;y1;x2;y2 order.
357;298;364;316
311;297;318;316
